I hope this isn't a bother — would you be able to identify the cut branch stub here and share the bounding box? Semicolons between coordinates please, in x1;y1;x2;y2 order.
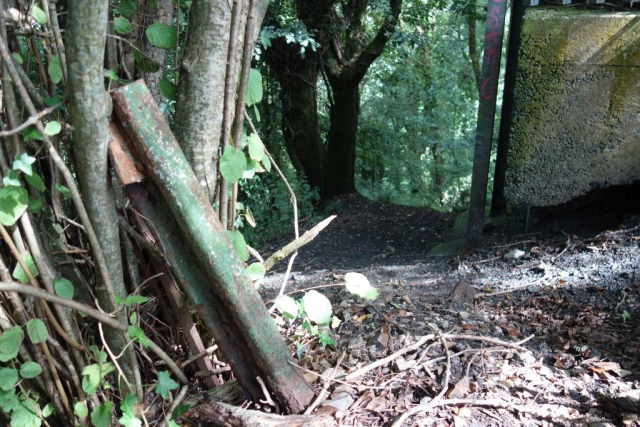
110;81;314;414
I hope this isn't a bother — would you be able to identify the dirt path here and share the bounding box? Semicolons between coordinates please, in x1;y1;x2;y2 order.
258;191;640;426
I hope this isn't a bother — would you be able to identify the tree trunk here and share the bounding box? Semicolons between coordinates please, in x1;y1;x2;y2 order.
173;0;232;202
324;77;359;198
143;0;173;102
66;0;137;390
278;55;325;193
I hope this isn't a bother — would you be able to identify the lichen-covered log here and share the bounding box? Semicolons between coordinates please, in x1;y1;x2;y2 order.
112;81;314;414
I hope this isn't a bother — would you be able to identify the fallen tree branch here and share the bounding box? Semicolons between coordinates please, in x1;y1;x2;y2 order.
0;102;62;137
304;352;346;415
345;334;534;382
0;281;188;385
392;397;580;427
192;401;337;427
264;215;337;272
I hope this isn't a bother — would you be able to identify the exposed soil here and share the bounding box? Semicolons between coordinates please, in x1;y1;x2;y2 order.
258;186;640;426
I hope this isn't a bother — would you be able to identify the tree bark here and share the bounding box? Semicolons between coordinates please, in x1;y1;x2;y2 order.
143;0;173;102
324;77;359;198
174;0;232;201
113;82;314;414
66;0;137;389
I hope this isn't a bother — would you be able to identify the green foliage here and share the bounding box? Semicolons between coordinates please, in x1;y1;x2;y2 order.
220;146;247;184
159;79;178;100
146;22;177;49
47;56;63;85
12;252;38;284
357;7;481;211
54;278;74;299
30;5;47;25
114;16;133;34
0;187;28;226
246;69;263;107
155;371;179;398
302;290;332;325
26;319;48;344
74;401;88;419
0;327;24;361
91;402;113;427
226;230;249;262
44;121;62;136
0;368;18;390
20;362;43;379
246;262;266;281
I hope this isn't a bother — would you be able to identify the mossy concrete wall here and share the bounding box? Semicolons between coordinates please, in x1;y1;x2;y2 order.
505;9;640;206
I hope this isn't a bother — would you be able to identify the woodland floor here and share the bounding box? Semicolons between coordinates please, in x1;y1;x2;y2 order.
259;186;640;427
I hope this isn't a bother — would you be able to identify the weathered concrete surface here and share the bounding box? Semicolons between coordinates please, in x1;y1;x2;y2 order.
505;9;640;206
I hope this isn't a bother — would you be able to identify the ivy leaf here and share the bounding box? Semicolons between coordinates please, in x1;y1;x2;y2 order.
124;295;149;307
54;278;74;300
302;290;332;325
0;368;18;391
91;402;113;427
132;51;160;73
226;230;249;262
0;187;28;226
159;79;178;100
44;121;62;136
220;146;247;184
119;393;142;427
247;133;265;162
155;371;179;398
28;196;43;214
146;21;177;49
0;327;24;361
48;56;63;85
26;319;48;344
114;16;132;34
13;153;36;176
168;421;180;427
274;295;298;319
22;126;43;142
120;0;137;17
107;69;120;82
12;252;38;284
3;171;21;187
246;68;263;106
30;5;47;24
81;362;115;395
20;362;43;379
127;325;151;348
246;263;265;281
24;173;46;192
89;345;108;364
55;184;71;197
74;401;88;419
43;95;63;107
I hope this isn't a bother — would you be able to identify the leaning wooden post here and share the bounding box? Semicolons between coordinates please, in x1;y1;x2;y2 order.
466;0;508;241
111;81;314;413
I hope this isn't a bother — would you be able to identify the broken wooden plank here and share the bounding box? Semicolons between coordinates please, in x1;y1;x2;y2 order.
111;81;314;414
